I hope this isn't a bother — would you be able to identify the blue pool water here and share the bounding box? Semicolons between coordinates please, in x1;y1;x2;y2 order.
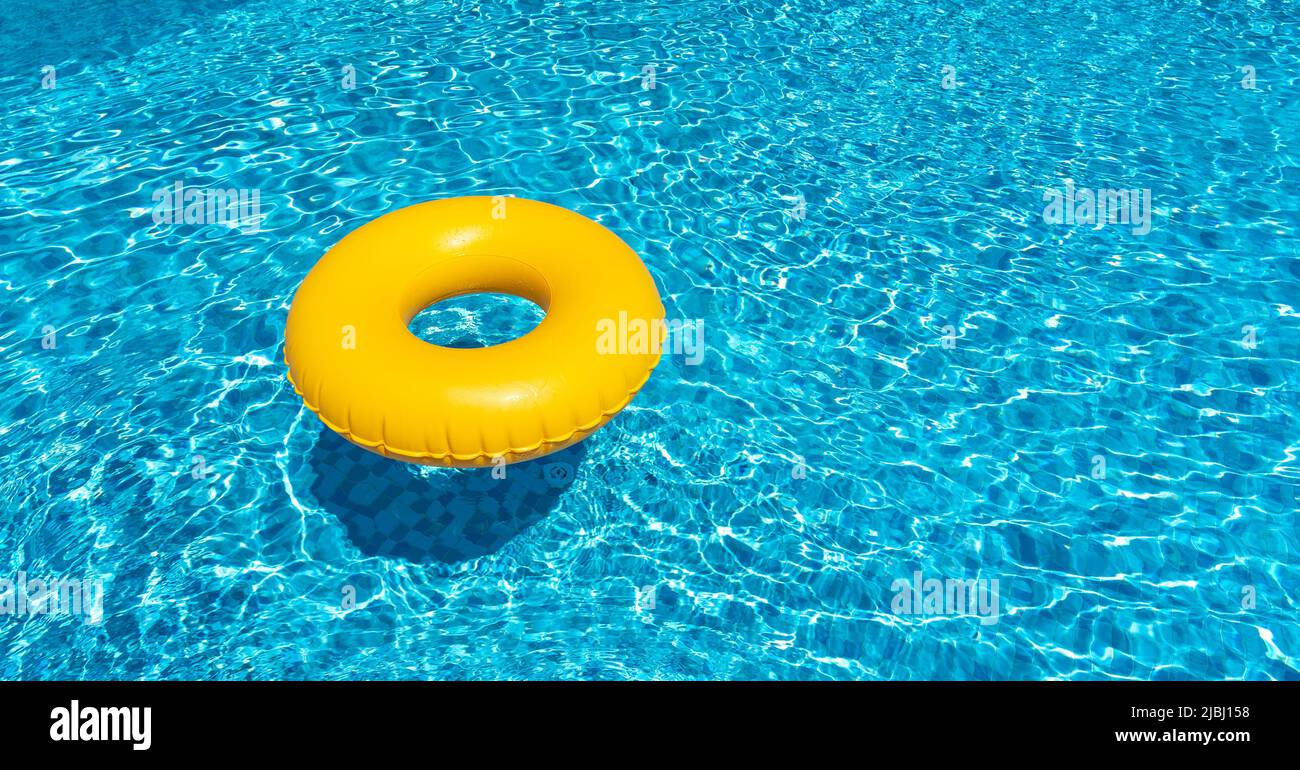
1;0;1298;680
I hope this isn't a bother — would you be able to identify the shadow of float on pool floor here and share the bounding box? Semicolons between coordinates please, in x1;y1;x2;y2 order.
308;427;585;565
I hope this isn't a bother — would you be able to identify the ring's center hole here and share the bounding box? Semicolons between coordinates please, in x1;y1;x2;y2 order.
408;292;545;349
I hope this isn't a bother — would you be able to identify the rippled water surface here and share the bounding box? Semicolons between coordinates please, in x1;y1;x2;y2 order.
1;0;1298;679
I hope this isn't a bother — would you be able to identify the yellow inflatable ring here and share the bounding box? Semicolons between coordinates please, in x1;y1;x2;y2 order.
284;197;664;467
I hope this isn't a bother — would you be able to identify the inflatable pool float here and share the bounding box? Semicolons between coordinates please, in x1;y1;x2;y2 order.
284;197;664;467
